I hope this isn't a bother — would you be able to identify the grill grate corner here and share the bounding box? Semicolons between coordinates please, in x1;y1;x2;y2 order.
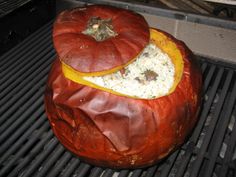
0;22;236;177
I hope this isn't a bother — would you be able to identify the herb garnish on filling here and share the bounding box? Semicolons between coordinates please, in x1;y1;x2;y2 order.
143;70;159;81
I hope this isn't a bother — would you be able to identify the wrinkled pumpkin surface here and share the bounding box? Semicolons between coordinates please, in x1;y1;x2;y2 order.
44;27;202;168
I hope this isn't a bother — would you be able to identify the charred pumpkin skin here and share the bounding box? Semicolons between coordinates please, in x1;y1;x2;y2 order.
44;29;202;169
53;5;150;75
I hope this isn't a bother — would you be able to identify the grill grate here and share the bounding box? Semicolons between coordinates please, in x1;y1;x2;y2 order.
0;22;236;177
0;0;32;17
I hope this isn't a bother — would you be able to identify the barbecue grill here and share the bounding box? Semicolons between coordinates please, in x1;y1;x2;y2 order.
0;1;236;177
0;0;55;54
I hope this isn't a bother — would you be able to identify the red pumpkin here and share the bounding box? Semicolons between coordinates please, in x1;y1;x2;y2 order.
53;5;150;75
45;15;202;168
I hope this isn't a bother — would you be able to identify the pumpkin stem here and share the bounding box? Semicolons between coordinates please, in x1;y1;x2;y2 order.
82;17;118;41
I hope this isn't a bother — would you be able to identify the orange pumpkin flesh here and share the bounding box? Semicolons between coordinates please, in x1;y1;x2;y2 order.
53;5;150;75
61;29;184;99
44;27;202;168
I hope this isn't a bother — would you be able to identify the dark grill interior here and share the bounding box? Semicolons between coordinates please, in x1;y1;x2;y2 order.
0;0;30;16
0;22;236;177
0;0;55;55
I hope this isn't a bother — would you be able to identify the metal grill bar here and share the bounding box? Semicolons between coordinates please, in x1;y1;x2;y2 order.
0;52;54;102
45;151;72;177
200;62;208;74
0;80;46;124
20;138;59;177
0;56;53;113
0;0;31;13
0;103;45;150
0;43;52;88
60;158;80;177
7;131;54;177
145;165;158;177
202;65;216;93
0;111;47;160
0;22;236;177
189;68;232;176
200;71;236;177
0;35;52;85
74;163;91;177
174;65;223;177
131;169;142;177
89;167;103;177
0;21;52;68
35;145;65;177
118;170;129;177
219;107;236;176
0;88;43;132
0;122;49;176
159;150;179;177
102;169;115;177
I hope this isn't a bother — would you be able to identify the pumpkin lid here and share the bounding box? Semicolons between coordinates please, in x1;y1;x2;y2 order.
53;5;150;75
62;28;185;99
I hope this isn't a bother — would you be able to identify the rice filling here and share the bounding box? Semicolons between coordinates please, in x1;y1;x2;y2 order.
83;43;175;99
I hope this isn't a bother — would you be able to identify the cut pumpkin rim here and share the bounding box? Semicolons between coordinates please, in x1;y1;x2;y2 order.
61;28;184;99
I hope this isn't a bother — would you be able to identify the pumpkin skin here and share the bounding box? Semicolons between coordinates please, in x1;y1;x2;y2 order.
53;5;150;75
44;28;202;169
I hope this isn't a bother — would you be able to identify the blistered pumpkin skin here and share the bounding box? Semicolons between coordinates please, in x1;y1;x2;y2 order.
53;5;150;75
44;29;202;169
